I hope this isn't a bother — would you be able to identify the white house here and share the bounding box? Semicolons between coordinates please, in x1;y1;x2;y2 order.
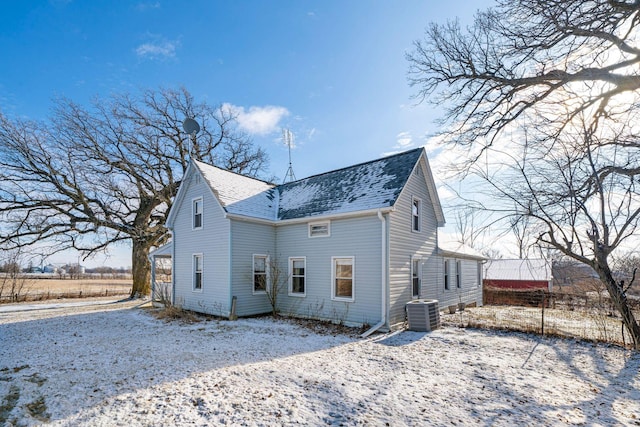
155;147;483;332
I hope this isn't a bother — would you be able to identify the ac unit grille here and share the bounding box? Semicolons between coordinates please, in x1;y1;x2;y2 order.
406;300;440;332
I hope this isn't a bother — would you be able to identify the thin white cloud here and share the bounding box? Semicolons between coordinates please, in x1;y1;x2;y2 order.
135;35;179;60
395;131;413;148
223;103;290;136
136;2;160;11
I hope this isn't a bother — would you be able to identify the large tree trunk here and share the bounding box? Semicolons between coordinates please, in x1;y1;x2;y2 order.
130;240;151;298
596;264;640;350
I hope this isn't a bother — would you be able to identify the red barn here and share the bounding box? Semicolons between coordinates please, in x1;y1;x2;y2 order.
483;259;552;291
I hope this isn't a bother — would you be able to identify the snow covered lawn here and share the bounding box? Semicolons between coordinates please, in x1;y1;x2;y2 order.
1;299;639;426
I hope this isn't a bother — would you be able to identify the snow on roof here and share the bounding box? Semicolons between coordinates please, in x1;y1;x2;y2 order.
484;258;552;281
194;148;425;221
438;238;487;260
277;148;423;220
194;160;277;220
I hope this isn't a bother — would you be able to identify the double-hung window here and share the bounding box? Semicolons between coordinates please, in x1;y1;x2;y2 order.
412;257;421;298
253;255;268;293
193;254;203;291
444;259;450;290
332;257;354;301
289;257;306;296
412;197;421;232
456;260;462;288
193;197;203;229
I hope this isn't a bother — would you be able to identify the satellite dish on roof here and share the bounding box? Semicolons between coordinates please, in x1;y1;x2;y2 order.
182;118;200;135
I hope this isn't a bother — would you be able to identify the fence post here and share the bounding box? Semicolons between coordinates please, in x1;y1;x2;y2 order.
541;292;545;336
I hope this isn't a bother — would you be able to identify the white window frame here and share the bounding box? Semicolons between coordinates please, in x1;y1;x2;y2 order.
192;253;203;292
253;254;269;294
411;256;422;298
477;262;482;288
192;197;203;230
308;221;331;238
331;256;355;302
411;197;421;232
456;260;462;289
288;257;306;297
444;259;450;291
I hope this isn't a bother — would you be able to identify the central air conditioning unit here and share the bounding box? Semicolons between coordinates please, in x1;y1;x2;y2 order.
406;299;440;332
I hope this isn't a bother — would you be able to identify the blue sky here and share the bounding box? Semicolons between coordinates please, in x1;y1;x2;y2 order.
1;1;491;267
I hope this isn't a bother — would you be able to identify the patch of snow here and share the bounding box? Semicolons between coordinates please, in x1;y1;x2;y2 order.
1;300;639;425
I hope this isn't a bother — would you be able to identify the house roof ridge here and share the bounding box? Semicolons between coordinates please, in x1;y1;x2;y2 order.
276;147;424;189
192;159;275;187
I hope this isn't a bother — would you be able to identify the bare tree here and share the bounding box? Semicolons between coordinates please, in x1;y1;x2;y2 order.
612;254;640;295
407;0;640;348
0;87;268;297
0;249;31;302
253;255;288;317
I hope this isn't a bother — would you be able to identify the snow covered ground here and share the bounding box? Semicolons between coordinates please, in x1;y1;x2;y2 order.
1;299;639;426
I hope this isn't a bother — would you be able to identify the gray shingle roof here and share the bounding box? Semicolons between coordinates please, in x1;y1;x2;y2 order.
277;148;423;220
195;147;426;221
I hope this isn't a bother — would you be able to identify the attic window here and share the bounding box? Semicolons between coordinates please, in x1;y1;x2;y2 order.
308;221;330;238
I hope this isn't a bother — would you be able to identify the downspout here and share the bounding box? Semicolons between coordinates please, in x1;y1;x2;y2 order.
361;209;387;338
170;230;176;306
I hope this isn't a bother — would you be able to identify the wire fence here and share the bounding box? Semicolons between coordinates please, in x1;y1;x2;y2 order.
441;288;640;349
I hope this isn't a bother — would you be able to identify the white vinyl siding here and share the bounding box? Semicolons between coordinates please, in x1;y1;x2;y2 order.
433;255;484;308
230;220;275;316
332;257;354;302
172;169;230;316
387;157;439;326
275;216;381;326
289;257;306;296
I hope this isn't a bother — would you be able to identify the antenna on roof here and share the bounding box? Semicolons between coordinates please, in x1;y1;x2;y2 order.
282;128;297;183
182;117;200;158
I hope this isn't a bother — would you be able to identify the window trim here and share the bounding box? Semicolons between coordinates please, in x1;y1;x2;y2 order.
192;253;203;292
331;256;355;302
252;254;269;295
308;221;331;238
456;260;462;289
411;256;422;298
288;256;306;297
192;197;203;230
411;197;421;232
444;259;450;291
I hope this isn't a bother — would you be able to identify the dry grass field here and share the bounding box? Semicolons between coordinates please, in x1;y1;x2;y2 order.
1;278;132;302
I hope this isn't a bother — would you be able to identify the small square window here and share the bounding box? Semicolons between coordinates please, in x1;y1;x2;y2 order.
309;221;330;238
